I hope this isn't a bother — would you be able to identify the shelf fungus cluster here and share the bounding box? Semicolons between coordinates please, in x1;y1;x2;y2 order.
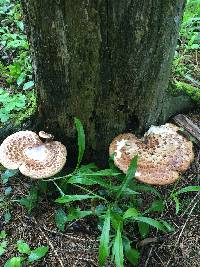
0;131;67;179
109;123;194;185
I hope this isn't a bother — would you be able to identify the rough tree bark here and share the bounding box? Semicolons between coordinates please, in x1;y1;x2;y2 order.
22;0;188;165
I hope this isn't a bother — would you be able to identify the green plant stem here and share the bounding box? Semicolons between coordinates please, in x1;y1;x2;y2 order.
42;173;73;182
53;182;65;196
165;179;181;201
73;184;108;202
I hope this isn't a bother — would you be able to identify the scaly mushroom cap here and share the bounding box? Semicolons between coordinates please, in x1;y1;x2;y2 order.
0;131;67;179
0;131;42;169
109;123;194;185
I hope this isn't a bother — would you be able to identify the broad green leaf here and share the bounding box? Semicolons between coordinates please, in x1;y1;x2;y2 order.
74;117;85;167
55;194;98;204
110;211;123;231
124;240;140;266
174;186;200;195
16;73;25;85
23;81;34;90
160;220;174;232
1;169;18;184
55;209;67;232
0;240;7;256
133;217;166;232
121;188;140;195
67;208;92;221
4;257;22;267
113;226;124;267
123;208;140;220
4;211;11;223
172;195;180;215
17;240;31;254
116;156;138;199
0;231;7;239
4;187;12;196
18;186;38;213
191;44;199;49
17;21;24;31
144;199;164;214
138;222;150;238
98;208;111;267
28;246;49;263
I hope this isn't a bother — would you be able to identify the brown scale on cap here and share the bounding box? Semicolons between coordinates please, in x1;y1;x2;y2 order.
109;123;194;185
0;131;67;179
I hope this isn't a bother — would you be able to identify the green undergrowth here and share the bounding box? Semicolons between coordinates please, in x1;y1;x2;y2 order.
171;0;200;102
0;0;36;126
1;119;200;267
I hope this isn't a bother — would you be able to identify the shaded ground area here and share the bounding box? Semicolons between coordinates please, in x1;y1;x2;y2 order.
0;111;200;267
0;178;100;266
139;147;200;267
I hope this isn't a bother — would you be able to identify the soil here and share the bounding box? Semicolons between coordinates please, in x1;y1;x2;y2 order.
0;111;199;267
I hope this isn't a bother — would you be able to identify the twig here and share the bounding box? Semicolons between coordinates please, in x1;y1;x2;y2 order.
42;224;97;243
31;217;65;267
180;191;200;218
165;197;199;267
154;250;165;267
144;246;153;267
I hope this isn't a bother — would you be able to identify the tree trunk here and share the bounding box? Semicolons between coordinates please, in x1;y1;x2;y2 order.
22;0;186;165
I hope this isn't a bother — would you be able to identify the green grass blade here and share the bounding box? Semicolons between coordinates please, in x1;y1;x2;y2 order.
98;208;111;267
74;117;85;168
172;195;180;215
68;175;112;189
116;156;138;200
4;257;23;267
123;208;140;220
55;194;99;204
67;208;93;221
55;209;67;232
113;226;124;267
124;240;140;266
28;246;49;263
174;186;200;195
133;217;166;232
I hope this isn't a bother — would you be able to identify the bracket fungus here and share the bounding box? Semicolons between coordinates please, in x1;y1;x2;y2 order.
109;123;194;185
0;131;67;179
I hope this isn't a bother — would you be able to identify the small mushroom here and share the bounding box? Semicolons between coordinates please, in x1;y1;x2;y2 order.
109;123;194;185
0;131;67;179
39;131;54;141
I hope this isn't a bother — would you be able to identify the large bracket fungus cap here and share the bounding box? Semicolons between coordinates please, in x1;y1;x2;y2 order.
109;123;194;185
0;131;67;179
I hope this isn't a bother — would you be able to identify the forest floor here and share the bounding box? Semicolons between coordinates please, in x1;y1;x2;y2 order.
0;1;199;266
0;110;199;267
